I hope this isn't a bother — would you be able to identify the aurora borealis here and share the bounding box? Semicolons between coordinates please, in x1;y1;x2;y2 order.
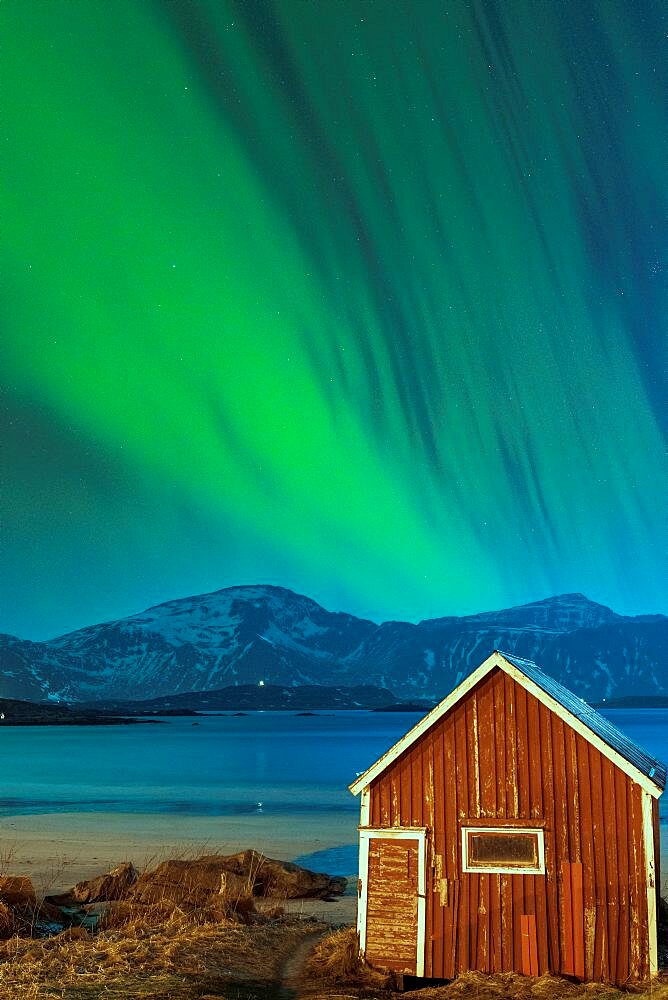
2;0;666;639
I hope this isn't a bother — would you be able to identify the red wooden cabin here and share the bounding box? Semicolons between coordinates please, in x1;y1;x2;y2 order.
350;650;665;985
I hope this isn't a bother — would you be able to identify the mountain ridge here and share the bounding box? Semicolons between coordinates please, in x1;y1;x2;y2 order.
0;586;665;703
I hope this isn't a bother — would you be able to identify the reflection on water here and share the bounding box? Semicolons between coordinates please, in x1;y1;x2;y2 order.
0;711;415;827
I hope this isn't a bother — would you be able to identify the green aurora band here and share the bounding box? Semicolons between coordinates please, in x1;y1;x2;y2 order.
2;0;666;637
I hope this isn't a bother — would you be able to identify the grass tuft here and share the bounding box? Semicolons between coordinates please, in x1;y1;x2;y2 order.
304;926;390;988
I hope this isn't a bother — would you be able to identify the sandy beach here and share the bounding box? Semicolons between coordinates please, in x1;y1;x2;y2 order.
0;809;358;895
2;807;665;915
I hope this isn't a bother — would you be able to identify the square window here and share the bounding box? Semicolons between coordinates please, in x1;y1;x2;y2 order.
461;827;545;874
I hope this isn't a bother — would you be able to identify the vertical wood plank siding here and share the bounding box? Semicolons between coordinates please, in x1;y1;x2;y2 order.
366;667;649;984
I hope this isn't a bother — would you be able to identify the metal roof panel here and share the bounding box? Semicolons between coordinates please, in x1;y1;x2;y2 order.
498;651;667;790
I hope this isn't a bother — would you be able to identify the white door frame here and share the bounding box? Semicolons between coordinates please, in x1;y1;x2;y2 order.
357;826;427;977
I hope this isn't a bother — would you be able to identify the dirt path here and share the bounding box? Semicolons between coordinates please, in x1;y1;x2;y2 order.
199;923;358;1000
278;929;329;998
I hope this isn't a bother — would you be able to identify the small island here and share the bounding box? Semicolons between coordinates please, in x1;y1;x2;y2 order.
0;698;164;726
593;696;668;709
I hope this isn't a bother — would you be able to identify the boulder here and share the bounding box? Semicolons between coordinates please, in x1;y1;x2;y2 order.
0;901;14;939
128;850;345;909
47;862;137;905
28;899;68;936
0;876;67;937
33;899;68;924
129;858;249;907
52;926;89;942
211;849;347;899
0;875;36;908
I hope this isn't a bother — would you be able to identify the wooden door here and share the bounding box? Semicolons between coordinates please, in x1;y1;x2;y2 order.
365;837;420;973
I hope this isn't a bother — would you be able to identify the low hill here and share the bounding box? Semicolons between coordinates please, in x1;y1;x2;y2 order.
83;683;398;713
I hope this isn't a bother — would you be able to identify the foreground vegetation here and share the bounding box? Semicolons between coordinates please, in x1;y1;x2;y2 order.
0;915;666;1000
0;856;664;1000
0;905;322;998
307;929;668;1000
0;850;337;998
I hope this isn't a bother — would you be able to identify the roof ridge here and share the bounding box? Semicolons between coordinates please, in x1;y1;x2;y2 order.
496;650;666;791
350;650;666;795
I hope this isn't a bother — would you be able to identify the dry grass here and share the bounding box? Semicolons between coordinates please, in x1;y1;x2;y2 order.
0;909;323;999
0;975;198;998
306;930;668;1000
304;926;390;989
401;972;668;1000
0;845;663;1000
0;917;666;1000
0;846;336;997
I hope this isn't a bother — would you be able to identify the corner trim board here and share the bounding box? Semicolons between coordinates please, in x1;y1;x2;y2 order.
642;790;658;976
356;788;371;948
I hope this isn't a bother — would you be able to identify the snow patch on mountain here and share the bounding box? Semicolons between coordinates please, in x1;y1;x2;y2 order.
0;588;666;703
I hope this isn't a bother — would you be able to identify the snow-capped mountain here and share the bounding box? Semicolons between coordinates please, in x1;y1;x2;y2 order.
0;587;665;703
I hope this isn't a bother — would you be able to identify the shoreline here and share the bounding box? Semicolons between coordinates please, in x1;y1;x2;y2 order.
0;810;358;895
2;808;666;901
0;806;665;933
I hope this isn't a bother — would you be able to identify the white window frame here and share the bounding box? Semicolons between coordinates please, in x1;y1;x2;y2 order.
461;826;545;875
357;827;427;977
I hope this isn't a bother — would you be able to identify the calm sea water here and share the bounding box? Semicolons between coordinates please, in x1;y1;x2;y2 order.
0;709;665;875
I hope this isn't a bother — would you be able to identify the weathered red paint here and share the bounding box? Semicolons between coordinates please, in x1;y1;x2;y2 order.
362;666;654;984
365;838;420;973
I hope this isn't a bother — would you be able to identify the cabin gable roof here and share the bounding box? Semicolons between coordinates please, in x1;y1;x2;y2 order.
349;649;666;798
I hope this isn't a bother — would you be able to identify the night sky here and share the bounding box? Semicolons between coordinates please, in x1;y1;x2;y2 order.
2;0;666;640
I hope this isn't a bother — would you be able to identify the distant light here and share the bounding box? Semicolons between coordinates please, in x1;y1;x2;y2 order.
258;680;265;687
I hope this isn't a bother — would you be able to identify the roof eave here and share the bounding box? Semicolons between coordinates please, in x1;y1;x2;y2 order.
349;650;664;798
348;651;502;795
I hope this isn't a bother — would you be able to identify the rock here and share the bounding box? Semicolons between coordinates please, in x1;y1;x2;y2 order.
12;899;68;937
130;859;249;907
212;849;347;900
0;876;67;937
0;901;14;939
0;875;36;907
53;926;89;942
128;850;345;909
47;862;137;905
30;903;68;937
33;899;68;924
